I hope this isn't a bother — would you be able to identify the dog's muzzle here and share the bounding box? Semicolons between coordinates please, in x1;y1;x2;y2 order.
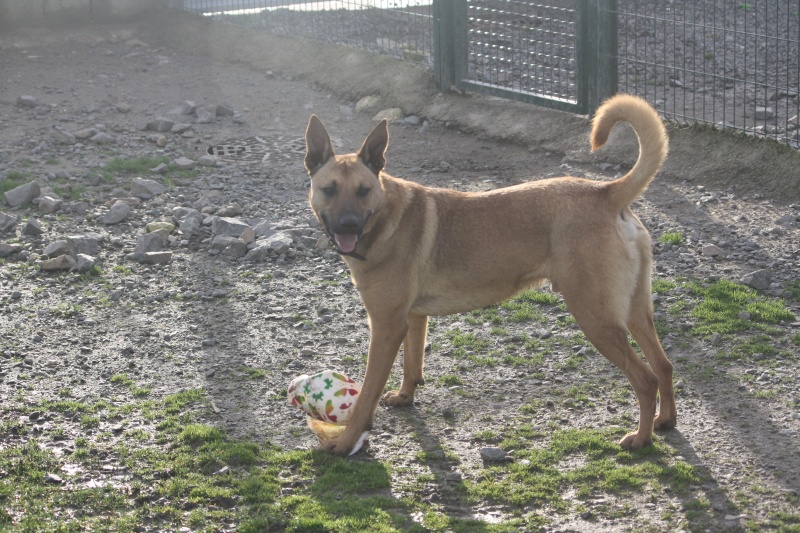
321;213;369;261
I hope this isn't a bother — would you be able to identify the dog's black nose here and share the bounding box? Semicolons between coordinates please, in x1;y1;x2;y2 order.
337;213;361;233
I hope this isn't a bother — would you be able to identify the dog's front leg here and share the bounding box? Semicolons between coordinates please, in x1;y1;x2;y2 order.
384;313;427;406
322;313;408;456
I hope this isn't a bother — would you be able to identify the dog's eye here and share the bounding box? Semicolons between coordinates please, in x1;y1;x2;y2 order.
356;186;371;198
321;185;337;197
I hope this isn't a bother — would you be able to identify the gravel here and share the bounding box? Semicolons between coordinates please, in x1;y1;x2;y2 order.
1;21;799;531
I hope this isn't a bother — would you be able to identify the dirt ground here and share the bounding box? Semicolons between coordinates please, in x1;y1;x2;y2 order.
1;11;799;532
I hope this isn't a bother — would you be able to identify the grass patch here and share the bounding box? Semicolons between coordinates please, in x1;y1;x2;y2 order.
688;279;795;336
658;232;684;246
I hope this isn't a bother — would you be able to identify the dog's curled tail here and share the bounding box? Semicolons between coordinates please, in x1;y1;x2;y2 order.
591;94;668;207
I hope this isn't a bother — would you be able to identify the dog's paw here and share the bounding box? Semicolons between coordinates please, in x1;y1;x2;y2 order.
654;412;677;430
383;389;414;407
619;431;653;450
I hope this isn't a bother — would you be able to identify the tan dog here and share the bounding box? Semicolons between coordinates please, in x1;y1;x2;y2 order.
304;94;676;456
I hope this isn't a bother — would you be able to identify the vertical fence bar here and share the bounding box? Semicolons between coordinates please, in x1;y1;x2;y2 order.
433;0;456;90
578;0;618;116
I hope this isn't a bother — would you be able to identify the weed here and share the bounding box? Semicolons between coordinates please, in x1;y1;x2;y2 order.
659;232;684;245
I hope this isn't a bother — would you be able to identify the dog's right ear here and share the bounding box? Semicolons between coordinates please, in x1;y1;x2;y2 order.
305;115;335;175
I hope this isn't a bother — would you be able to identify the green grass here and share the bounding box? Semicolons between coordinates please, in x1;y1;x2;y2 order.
1;171;31;193
687;279;795;336
658;232;684;246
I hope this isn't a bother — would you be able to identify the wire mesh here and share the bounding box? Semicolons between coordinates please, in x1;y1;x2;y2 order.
616;0;800;146
175;0;800;148
181;0;434;66
463;0;578;103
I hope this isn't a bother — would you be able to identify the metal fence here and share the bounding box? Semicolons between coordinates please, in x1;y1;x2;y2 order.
177;0;800;148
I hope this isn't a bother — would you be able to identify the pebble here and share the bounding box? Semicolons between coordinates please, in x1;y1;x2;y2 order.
4;182;41;208
100;200;131;224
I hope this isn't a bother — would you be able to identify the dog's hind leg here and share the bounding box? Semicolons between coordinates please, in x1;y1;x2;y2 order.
626;267;677;431
560;278;660;449
384;313;428;407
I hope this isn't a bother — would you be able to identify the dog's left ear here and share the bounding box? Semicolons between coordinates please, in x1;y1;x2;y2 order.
357;119;388;174
305;115;335;175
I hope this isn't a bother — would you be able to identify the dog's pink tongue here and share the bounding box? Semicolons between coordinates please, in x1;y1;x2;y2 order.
335;234;358;253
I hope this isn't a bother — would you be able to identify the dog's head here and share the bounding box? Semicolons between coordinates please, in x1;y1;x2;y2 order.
305;115;388;258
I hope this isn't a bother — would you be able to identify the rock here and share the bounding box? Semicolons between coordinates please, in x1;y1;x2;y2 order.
210;235;247;257
21;218;43;237
479;447;510;462
217;202;243;217
38;195;63;214
197;154;218;167
740;269;771;291
212;217;251;237
100;200;131;225
754;107;774;120
0;243;23;257
73;127;98;139
253;219;275;238
131;178;167;199
43;240;71;258
150;162;169;174
39;254;77;271
701;244;723;257
145;221;175;233
0;212;19;233
355;95;380;113
776;214;797;226
243;240;272;262
181;100;197;114
171;123;193;134
17;95;38;108
216;104;235;116
173;157;196;170
74;254;96;273
51;128;76;145
142;251;172;264
146;117;174;132
195;105;217;124
66;234;101;257
240;226;256;244
373;107;404;122
262;231;293;255
4;182;41;208
90;132;116;144
133;232;165;260
115;102;131;113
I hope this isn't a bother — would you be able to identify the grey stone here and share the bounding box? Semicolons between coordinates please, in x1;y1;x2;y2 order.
100;200;131;224
740;269;771;291
43;240;71;258
131;178;167;199
479;447;510;462
17;95;37;108
90;132;116;144
776;214;797;226
253;219;275;238
0;243;23;257
171;123;193;134
0;212;19;233
38;195;63;214
754;106;774;120
262;232;293;255
216;202;242;217
216;104;235;116
39;254;76;271
212;217;251;237
197;154;218;167
150;163;169;174
142;251;173;264
21;218;43;237
210;235;247;257
67;234;101;257
181;100;197;115
133;232;165;260
355;95;380;113
373;107;404;122
146;117;174;132
173;157;196;170
51;128;76;145
73;128;98;139
195;105;217;123
701;244;723;257
4;182;41;208
74;254;96;273
243;240;272;262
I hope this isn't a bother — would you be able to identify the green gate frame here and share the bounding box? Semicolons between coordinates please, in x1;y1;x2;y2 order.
434;0;618;116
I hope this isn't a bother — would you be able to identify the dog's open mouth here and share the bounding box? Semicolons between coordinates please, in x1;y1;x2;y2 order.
334;233;359;253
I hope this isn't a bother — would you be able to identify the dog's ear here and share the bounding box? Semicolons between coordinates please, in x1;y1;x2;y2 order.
357;119;388;174
305;115;335;175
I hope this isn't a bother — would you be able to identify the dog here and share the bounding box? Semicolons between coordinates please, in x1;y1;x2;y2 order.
304;93;676;456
